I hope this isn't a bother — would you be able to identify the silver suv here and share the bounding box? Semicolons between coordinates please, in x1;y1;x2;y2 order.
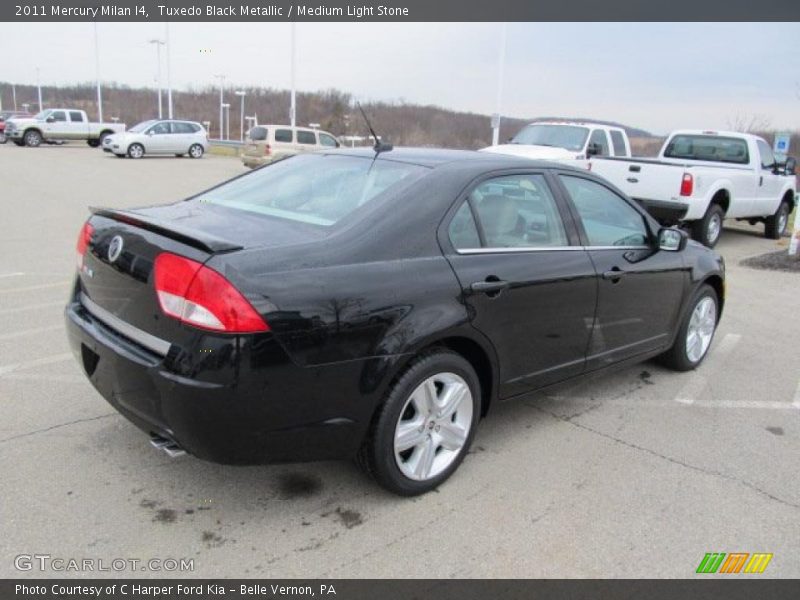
104;120;208;159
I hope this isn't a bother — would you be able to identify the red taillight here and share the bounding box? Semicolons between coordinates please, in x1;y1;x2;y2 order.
680;173;694;197
153;253;269;333
76;222;94;269
264;144;271;156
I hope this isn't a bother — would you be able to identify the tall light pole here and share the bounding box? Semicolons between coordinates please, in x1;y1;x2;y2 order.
149;39;165;118
234;91;246;142
36;67;42;110
165;23;173;118
491;22;508;146
213;74;225;140
222;103;230;141
290;22;296;127
94;22;103;122
12;84;17;111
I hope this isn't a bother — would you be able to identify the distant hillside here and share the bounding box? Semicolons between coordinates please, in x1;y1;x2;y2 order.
0;81;654;149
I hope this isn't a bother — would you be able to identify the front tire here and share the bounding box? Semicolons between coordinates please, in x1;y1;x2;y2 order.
690;204;725;248
188;144;204;159
357;350;480;496
127;143;144;159
765;200;791;240
87;139;100;148
659;284;719;371
23;129;42;147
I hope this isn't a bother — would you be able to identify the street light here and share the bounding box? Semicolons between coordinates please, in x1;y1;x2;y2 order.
213;74;225;140
165;23;173;118
22;103;30;113
290;22;296;127
308;122;320;130
234;91;246;142
148;39;165;118
35;67;42;110
491;23;508;146
222;103;231;141
93;22;103;122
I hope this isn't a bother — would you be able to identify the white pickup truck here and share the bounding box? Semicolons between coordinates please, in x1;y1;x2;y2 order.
4;108;125;148
589;130;797;247
481;121;632;166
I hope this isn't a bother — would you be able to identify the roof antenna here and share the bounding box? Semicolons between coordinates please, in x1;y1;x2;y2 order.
357;102;393;154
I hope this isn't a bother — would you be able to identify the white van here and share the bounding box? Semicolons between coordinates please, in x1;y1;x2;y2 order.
242;124;340;168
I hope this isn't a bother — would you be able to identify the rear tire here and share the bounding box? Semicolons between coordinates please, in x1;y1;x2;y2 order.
356;350;480;496
690;204;725;248
23;129;42;147
188;144;204;159
127;143;144;159
765;200;791;240
659;284;718;372
98;132;110;147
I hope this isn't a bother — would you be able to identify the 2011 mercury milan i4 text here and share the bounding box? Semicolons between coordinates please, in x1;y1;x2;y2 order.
65;148;725;495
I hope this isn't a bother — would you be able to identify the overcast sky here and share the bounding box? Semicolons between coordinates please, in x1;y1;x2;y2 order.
1;22;798;134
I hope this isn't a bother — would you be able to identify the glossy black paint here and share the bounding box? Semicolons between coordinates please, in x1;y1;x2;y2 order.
65;148;725;465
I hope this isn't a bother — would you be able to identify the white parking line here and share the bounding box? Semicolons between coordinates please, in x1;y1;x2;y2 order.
0;301;64;316
0;281;70;294
674;333;741;405
677;399;799;410
0;272;25;279
0;324;65;342
0;352;74;377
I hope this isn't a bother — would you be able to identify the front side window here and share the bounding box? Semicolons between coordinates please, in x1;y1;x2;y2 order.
319;133;338;147
560;176;649;247
453;174;568;249
69;111;84;122
757;139;776;169
274;129;293;143
195;154;427;227
149;122;171;135
588;129;610;156
129;120;157;133
297;130;317;145
663;135;749;164
51;111;67;122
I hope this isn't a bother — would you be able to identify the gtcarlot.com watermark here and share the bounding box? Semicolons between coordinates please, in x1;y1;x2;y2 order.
14;554;194;573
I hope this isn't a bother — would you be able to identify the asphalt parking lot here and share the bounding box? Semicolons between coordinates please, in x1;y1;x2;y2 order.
1;144;798;579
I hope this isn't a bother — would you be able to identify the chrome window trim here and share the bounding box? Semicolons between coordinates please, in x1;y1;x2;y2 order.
80;293;171;357
456;245;650;255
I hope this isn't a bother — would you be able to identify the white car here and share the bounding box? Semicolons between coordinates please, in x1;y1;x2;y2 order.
104;119;208;159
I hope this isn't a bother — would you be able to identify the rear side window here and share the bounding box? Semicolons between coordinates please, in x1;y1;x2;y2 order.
560;175;648;247
319;133;338;147
609;130;626;156
69;111;84;122
248;126;267;141
173;122;197;134
664;135;749;164
275;129;293;143
297;131;317;145
452;174;568;249
588;129;609;156
448;202;481;250
196;154;427;227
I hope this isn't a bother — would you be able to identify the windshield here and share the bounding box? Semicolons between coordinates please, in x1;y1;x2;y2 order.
195;154;427;227
33;110;51;120
129;120;157;133
511;125;590;151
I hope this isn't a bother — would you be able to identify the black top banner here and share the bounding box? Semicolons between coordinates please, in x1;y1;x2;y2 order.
3;0;800;22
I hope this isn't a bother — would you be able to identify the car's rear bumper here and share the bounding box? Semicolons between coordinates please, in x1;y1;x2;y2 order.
65;293;381;465
634;198;689;225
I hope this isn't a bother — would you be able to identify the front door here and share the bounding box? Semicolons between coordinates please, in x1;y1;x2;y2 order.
556;173;687;369
443;172;597;398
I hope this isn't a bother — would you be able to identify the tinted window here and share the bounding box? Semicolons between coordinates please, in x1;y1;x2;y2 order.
448;202;481;250
319;133;338;147
757;139;776;169
196;154;427;227
149;122;171;135
69;111;84;122
511;124;589;152
297;130;317;145
51;111;67;122
173;122;196;134
663;135;749;164
609;130;626;156
468;174;567;248
588;129;609;156
560;176;648;247
248;126;267;141
275;129;293;143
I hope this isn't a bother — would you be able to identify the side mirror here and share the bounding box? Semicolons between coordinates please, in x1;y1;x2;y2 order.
783;157;796;176
146;130;155;136
586;142;601;157
658;227;688;252
46;116;55;123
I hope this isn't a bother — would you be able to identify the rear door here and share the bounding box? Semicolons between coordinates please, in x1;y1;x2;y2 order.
68;111;88;139
442;171;597;398
556;173;687;368
273;127;295;157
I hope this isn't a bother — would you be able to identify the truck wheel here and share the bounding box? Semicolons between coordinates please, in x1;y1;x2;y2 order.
764;201;791;240
23;130;42;147
188;144;204;159
87;140;100;148
98;132;110;146
690;204;724;248
127;143;144;159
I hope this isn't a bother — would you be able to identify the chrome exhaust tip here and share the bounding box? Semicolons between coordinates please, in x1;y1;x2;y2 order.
150;434;186;458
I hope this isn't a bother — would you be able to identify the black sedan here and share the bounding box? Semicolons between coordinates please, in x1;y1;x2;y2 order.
65;148;724;495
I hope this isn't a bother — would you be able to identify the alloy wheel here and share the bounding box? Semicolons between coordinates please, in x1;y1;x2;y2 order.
685;296;716;363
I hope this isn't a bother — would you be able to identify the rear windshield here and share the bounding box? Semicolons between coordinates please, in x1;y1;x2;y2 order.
194;154;428;227
663;135;749;164
511;124;590;151
248;126;268;141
